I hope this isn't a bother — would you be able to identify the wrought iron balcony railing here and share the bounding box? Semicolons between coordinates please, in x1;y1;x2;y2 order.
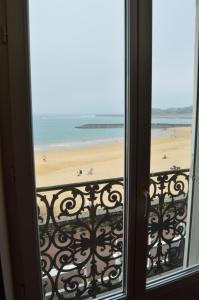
37;168;189;299
147;169;189;277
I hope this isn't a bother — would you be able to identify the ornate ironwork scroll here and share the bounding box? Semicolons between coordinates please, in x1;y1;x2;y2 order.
147;169;189;277
37;178;124;299
36;169;190;298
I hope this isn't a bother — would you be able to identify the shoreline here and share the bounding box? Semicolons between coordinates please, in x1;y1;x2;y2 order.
33;125;190;152
76;123;191;129
34;126;192;188
34;136;124;152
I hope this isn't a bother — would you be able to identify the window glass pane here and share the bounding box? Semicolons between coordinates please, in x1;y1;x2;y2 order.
147;0;196;281
28;0;126;298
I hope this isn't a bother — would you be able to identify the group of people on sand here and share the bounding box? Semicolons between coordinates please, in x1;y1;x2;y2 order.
77;168;93;176
170;165;181;170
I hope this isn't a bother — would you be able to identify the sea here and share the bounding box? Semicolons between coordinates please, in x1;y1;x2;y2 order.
32;114;192;151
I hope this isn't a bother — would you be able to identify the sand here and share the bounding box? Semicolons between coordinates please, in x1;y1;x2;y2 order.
150;127;192;173
34;127;192;188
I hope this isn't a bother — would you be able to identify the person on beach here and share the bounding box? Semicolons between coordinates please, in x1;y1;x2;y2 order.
42;155;47;162
77;169;82;176
170;165;176;170
87;168;93;175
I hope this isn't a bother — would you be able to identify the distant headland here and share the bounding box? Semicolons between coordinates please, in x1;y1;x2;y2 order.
95;105;193;119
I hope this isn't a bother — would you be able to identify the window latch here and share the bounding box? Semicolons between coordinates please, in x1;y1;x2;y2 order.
143;189;150;218
1;25;8;44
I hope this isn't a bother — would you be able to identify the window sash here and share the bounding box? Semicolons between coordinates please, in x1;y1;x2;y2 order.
0;0;153;299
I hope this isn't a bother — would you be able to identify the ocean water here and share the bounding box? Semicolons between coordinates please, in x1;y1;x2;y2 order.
32;114;192;151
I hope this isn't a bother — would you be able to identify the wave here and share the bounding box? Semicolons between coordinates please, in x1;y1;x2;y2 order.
34;136;124;152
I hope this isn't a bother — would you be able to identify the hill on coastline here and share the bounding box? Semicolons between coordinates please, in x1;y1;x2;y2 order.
96;106;193;118
152;106;192;117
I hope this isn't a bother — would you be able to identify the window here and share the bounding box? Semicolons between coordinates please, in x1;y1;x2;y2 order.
147;0;196;282
2;1;199;300
29;0;127;299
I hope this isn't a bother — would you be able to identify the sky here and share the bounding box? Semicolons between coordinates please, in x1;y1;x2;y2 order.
29;0;196;114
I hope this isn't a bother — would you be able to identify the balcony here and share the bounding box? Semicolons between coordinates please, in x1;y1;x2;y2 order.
37;168;189;299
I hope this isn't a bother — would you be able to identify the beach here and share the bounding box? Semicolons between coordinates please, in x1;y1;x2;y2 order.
34;126;192;188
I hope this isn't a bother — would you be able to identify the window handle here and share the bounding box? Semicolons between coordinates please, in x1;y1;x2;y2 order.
143;189;150;218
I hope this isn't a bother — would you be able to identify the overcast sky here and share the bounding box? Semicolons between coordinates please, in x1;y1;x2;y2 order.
29;0;196;114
